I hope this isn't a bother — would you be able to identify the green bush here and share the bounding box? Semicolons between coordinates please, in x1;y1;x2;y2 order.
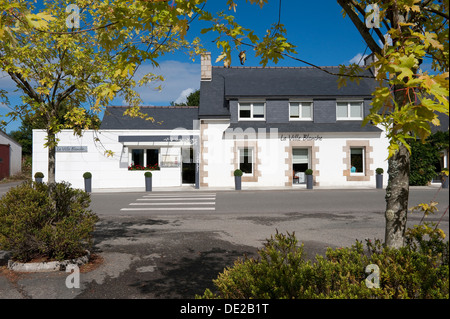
234;169;243;177
34;172;44;178
0;181;99;262
376;168;384;175
144;171;152;178
83;172;92;179
305;169;313;175
409;131;449;186
198;230;449;299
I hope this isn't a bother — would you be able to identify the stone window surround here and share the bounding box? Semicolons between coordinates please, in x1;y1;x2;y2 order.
284;141;319;187
231;140;261;182
342;140;374;181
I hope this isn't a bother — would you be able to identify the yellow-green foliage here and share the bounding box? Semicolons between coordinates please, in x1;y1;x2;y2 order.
0;181;99;262
198;230;448;299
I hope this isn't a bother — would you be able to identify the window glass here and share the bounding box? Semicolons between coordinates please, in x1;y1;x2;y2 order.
350;148;364;173
239;148;253;174
337;102;348;118
253;103;265;118
146;149;159;166
132;149;144;166
239;103;251;118
290;103;299;118
293;149;308;164
302;103;312;118
350;102;362;118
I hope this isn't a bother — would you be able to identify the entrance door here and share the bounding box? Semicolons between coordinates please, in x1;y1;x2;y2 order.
182;147;196;184
0;144;10;180
292;148;309;184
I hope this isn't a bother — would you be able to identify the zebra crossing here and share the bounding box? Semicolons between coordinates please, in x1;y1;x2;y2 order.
120;192;216;212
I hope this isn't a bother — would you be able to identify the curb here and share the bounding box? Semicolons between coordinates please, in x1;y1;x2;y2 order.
7;251;90;272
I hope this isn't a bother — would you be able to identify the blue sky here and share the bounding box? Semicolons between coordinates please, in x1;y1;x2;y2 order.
1;0;375;133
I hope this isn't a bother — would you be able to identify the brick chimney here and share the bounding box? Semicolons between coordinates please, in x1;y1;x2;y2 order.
201;52;212;81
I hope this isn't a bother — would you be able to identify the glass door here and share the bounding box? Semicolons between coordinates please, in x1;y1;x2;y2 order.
292;148;309;184
182;147;196;184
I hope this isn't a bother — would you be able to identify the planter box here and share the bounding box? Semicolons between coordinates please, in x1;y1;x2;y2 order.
306;175;313;189
376;174;383;189
84;178;92;193
145;177;152;192
235;176;242;190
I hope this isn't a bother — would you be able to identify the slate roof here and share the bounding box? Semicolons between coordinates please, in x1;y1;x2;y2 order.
100;106;199;130
199;66;377;117
226;121;383;133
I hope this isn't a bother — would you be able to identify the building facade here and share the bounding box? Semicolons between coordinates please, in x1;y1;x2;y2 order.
197;53;389;189
32;53;389;190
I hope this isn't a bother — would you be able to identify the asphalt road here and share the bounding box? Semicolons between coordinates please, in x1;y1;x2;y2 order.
0;184;448;301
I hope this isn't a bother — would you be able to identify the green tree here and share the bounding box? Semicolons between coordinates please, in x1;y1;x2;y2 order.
409;131;449;186
334;0;449;248
8;116;35;157
2;1;448;249
0;0;202;182
170;89;200;106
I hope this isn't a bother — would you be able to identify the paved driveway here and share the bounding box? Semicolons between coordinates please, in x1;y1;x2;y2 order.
0;185;448;300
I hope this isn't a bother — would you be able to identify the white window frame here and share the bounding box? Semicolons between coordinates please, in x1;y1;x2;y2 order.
238;101;266;121
239;147;254;176
336;101;364;121
350;147;365;175
289;101;313;121
129;147;160;168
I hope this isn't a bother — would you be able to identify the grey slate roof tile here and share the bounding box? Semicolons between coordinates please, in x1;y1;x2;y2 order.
100;106;199;130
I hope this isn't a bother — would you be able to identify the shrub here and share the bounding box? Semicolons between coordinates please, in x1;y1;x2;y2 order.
144;171;153;178
34;172;44;178
83;172;92;179
0;181;99;262
305;169;313;175
376;168;384;175
198;230;449;299
234;169;243;177
409;131;449;186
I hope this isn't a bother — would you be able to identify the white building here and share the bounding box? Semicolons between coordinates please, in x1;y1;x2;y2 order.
32;53;390;190
0;130;22;179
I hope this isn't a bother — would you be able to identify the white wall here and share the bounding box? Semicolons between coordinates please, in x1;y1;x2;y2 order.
32;129;199;190
202;122;390;189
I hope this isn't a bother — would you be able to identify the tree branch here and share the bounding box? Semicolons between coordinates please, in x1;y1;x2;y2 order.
337;0;382;55
422;6;449;20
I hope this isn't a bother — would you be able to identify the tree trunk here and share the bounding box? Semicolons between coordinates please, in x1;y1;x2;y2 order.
384;143;410;248
47;132;56;184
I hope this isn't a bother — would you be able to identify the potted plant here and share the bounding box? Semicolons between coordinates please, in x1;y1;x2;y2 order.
375;168;384;189
144;171;152;192
83;172;92;193
305;169;313;190
234;169;243;190
34;172;44;183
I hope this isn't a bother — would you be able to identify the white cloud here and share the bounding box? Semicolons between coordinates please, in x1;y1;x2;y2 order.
349;53;368;66
113;60;201;106
174;88;195;104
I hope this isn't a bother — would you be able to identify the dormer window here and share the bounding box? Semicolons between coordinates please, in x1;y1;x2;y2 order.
289;102;313;121
239;102;265;120
336;101;363;120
